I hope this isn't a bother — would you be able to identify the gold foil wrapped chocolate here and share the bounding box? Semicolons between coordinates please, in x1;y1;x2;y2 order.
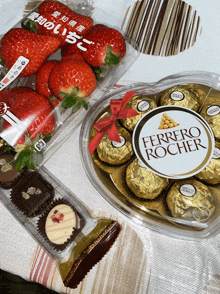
195;142;220;184
159;85;200;111
187;84;211;106
200;88;220;108
120;95;157;131
166;178;215;221
126;158;169;199
97;125;133;165
200;99;220;139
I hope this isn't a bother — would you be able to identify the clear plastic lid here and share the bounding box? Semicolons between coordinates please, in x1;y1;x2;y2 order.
80;71;220;240
0;0;138;287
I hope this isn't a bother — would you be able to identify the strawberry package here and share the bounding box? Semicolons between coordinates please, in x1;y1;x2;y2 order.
0;0;139;288
0;0;139;170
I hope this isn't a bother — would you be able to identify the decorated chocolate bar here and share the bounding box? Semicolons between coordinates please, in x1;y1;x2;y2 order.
10;171;54;217
0;152;27;189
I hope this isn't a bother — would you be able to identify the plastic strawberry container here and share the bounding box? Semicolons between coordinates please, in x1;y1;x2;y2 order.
0;0;139;167
80;71;220;240
0;0;139;288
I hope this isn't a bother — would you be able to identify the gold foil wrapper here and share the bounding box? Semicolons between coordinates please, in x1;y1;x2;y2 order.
200;88;220;108
159;85;200;111
187;84;211;106
126;158;169;199
200;99;220;139
195;142;220;185
166;178;215;221
120;95;157;131
97;125;133;165
110;162;168;216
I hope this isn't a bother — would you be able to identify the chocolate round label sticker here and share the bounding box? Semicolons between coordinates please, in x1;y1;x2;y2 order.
206;105;220;117
112;136;126;148
170;91;184;101
132;106;215;179
179;184;196;197
193;206;211;221
213;147;220;159
137;101;150;112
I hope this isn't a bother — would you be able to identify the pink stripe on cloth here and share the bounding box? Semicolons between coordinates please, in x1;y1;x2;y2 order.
30;245;56;288
41;258;54;287
30;245;42;281
33;250;47;282
38;254;50;284
50;264;58;289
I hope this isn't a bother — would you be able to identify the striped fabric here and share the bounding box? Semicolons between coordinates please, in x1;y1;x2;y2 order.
122;0;202;56
29;216;150;294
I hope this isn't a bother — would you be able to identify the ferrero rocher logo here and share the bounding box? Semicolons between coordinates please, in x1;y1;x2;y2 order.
158;113;179;129
133;106;214;179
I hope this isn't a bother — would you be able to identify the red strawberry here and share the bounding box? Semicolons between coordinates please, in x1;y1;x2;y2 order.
62;24;126;67
62;24;107;57
38;0;77;14
0;87;34;109
36;1;93;47
48;53;96;110
61;42;81;57
2;90;56;145
60;52;85;63
35;60;59;107
83;25;126;67
0;28;61;77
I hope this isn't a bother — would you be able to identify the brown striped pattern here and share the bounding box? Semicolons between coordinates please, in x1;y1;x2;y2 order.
23;1;42;16
122;0;202;56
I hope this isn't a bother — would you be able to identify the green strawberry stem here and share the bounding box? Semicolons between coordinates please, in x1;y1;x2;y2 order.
21;19;38;33
92;47;122;81
59;88;88;113
50;95;58;102
3;146;15;153
92;67;106;81
15;148;35;171
13;132;51;172
0;55;4;66
105;46;121;66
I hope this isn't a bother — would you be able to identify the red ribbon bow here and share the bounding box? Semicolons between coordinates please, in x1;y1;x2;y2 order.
88;91;139;154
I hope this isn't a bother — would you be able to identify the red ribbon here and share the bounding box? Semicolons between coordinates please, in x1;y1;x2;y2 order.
88;91;139;154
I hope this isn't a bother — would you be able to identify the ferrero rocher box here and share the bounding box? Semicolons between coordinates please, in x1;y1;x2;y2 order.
80;72;220;240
